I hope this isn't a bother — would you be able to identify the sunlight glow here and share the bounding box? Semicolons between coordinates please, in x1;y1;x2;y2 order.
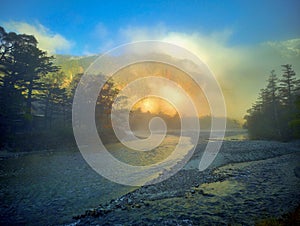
133;97;177;116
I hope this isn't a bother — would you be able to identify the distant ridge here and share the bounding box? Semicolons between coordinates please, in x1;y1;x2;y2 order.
52;54;242;126
53;54;99;79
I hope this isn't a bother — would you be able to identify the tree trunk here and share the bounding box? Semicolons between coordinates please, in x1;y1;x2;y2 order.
44;91;52;129
25;80;33;131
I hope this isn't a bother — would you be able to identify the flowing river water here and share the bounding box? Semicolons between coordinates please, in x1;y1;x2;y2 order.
0;148;137;225
0;131;299;225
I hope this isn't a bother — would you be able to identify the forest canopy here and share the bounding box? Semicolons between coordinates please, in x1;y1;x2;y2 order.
0;26;121;149
244;64;300;140
1;25;299;151
0;26;77;149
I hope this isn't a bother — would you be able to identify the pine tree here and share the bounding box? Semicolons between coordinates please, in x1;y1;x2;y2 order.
244;64;300;140
265;70;281;138
0;26;59;138
280;64;298;107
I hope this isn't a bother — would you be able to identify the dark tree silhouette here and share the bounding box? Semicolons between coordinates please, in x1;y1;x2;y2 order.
244;65;300;140
280;64;298;107
0;26;59;147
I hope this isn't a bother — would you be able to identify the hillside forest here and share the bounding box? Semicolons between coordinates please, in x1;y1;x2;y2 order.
1;26;299;151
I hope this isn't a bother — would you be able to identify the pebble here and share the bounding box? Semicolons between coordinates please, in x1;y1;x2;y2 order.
127;198;133;205
69;142;300;225
134;203;141;208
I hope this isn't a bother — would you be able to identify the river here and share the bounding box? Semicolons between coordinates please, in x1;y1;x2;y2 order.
2;129;299;225
0;148;137;225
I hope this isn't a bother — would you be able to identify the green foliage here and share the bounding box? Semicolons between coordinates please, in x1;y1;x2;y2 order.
244;65;300;141
289;119;300;138
54;54;97;74
0;26;71;149
289;96;300;138
0;26;125;150
94;78;121;143
0;26;59;136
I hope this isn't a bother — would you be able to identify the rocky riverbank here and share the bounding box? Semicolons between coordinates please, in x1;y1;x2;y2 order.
71;140;300;225
1;140;299;225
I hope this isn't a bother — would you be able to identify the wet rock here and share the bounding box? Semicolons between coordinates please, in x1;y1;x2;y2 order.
103;208;112;214
85;209;97;217
163;219;179;225
182;219;193;225
198;189;205;195
155;217;163;223
198;189;214;197
185;192;191;198
72;214;86;220
127;198;133;205
69;142;300;225
134;203;141;208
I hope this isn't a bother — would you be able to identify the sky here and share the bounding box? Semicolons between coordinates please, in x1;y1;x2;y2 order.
1;0;300;119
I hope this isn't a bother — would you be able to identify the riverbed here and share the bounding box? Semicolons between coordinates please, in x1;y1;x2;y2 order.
72;140;300;225
0;134;299;225
0;149;137;225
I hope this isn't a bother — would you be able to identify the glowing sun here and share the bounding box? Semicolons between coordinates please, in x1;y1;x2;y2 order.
133;97;177;116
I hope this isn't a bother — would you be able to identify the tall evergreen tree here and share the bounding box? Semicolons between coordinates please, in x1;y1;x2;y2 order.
0;26;58;135
244;65;299;140
265;70;281;138
13;35;59;129
280;64;298;107
0;27;26;136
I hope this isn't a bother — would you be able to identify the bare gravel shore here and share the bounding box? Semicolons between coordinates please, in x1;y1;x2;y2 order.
0;140;299;225
71;140;300;225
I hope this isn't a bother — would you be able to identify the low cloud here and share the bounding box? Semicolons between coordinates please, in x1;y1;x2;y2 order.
3;21;73;54
116;25;300;120
2;21;299;119
264;38;300;58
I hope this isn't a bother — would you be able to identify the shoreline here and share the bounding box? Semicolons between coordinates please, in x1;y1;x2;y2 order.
1;139;299;225
70;140;300;225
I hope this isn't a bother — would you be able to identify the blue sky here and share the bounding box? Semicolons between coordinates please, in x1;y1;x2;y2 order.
1;0;300;55
1;0;300;119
